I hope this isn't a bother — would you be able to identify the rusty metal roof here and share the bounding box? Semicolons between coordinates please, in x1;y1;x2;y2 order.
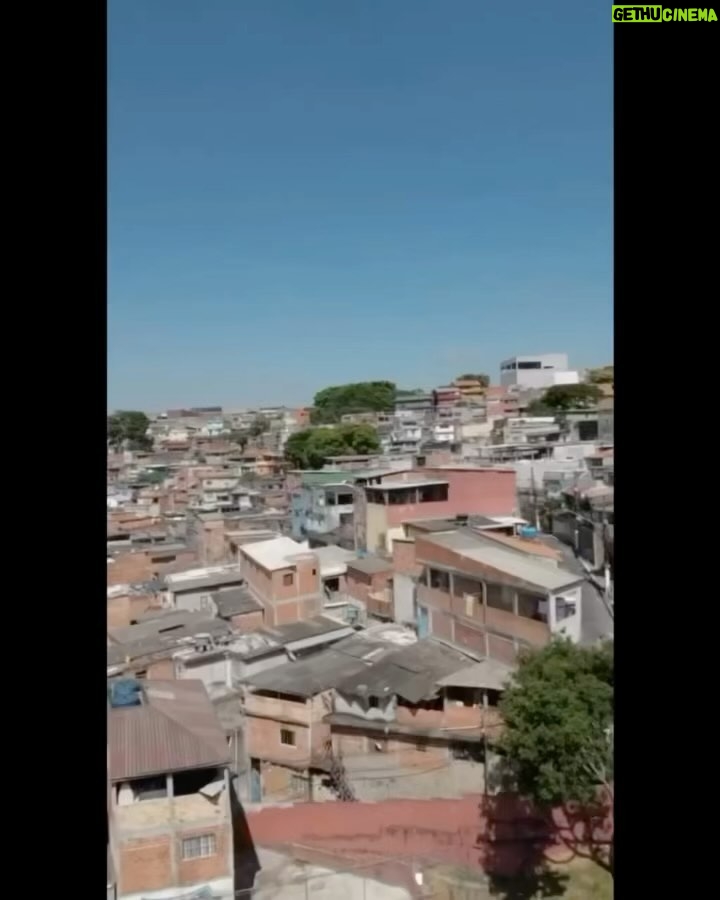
109;680;230;781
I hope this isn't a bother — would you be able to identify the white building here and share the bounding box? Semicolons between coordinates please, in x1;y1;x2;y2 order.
500;353;580;389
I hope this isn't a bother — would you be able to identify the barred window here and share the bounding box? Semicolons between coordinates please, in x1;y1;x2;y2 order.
181;834;217;860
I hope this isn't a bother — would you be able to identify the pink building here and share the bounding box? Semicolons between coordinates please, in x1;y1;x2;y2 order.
485;386;519;418
359;467;517;555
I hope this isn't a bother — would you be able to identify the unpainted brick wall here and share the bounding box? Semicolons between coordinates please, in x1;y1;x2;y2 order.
119;836;173;894
107;549;197;586
230;610;264;632
392;539;420;576
177;825;231;886
119;827;231;895
107;593;158;629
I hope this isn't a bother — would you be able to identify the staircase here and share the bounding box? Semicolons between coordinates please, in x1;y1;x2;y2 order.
322;738;356;802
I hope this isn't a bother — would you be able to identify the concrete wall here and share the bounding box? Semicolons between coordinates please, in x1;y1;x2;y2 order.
245;692;331;764
392;573;416;625
345;567;392;606
112;773;234;900
334;692;397;723
549;585;582;644
365;469;517;554
173;587;220;614
241;549;320;606
246;793;612;879
107;593;158;629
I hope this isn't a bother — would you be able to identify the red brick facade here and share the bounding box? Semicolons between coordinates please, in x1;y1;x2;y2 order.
107;548;198;586
247;794;612;880
118;825;231;896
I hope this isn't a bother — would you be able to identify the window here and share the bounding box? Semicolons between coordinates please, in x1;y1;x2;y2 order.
517;361;542;370
311;568;317;576
517;591;547;622
290;774;307;796
419;484;449;503
429;569;450;591
556;597;577;621
283;573;294;586
486;583;514;613
368;696;379;708
280;728;296;746
181;834;217;860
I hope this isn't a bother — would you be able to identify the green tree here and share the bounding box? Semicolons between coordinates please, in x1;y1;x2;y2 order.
284;425;380;469
541;383;602;411
499;639;614;874
310;381;396;424
107;411;152;451
456;373;490;386
338;423;380;455
284;430;314;469
248;415;269;438
228;430;249;451
585;365;614;385
524;399;557;417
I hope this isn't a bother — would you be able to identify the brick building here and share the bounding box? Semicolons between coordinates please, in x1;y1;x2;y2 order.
357;467;517;555
239;536;323;627
107;679;243;900
345;555;394;620
414;529;584;662
107;545;197;587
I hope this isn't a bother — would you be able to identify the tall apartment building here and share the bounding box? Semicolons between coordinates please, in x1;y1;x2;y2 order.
499;353;579;389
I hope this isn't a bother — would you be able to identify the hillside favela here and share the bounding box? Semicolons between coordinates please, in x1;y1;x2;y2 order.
107;361;614;900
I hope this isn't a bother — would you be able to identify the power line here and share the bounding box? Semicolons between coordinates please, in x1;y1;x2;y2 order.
228;845;450;897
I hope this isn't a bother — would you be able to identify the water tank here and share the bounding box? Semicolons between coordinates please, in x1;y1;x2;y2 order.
519;525;539;539
109;678;143;709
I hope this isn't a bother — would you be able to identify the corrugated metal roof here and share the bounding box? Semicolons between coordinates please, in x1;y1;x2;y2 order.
417;531;583;593
346;555;393;575
436;659;515;692
259;615;353;646
164;565;243;593
106;614;232;668
244;638;397;698
210;586;263;618
109;680;230;781
334;638;475;704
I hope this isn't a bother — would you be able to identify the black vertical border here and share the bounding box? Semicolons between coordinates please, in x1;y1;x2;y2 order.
12;0;109;886
615;8;716;895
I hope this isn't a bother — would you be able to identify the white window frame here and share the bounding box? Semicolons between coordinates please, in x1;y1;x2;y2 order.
181;834;217;860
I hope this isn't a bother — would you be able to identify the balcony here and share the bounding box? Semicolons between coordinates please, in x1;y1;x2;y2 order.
245;692;310;725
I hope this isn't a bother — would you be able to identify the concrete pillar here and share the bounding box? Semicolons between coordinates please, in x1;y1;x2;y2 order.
548;594;558;630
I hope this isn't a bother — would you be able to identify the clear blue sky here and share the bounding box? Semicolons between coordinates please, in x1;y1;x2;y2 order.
109;0;612;411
